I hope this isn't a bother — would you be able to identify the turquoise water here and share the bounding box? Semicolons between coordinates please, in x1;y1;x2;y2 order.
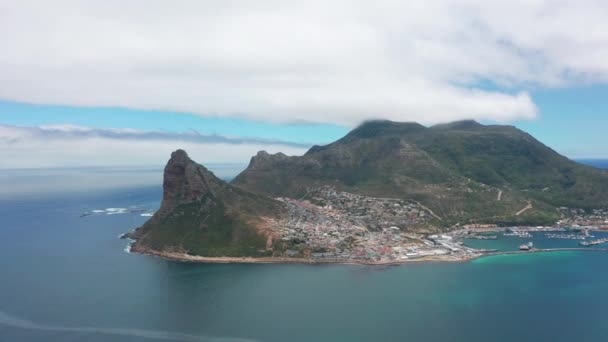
2;172;608;341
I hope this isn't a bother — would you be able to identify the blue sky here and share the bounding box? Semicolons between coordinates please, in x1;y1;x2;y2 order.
1;1;607;167
0;101;347;145
515;85;608;158
1;83;606;159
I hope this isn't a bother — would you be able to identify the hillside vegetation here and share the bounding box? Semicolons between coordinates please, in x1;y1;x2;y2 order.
130;150;285;257
233;120;608;227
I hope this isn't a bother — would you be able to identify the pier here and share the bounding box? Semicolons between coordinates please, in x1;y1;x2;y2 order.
466;235;498;240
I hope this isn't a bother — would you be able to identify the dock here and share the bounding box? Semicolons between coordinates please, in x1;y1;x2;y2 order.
466;235;498;240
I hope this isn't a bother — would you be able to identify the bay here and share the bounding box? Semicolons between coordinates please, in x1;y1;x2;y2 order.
1;166;608;341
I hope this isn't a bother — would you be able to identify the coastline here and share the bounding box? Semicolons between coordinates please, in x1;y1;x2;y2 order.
128;242;608;266
129;244;478;266
124;226;608;266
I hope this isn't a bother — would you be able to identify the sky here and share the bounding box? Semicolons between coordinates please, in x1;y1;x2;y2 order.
0;0;607;168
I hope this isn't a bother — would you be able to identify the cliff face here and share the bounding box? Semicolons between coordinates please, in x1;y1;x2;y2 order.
142;149;215;227
162;149;214;207
131;150;285;257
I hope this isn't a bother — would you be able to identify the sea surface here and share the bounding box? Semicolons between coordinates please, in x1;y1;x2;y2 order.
1;161;608;342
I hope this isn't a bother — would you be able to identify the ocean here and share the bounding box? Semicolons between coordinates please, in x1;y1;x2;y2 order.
1;161;607;342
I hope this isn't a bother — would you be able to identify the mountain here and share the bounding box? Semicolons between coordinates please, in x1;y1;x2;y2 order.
129;121;608;259
233;120;608;226
129;150;285;257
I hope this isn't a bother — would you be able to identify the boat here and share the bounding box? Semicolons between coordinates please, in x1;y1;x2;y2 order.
519;242;533;251
579;238;608;247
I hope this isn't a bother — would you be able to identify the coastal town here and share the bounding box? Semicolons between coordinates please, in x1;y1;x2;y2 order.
558;207;608;227
112;184;608;264
260;186;608;263
267;186;469;262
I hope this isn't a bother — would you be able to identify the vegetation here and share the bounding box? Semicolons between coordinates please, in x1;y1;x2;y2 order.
136;121;608;258
233;120;608;227
134;150;283;257
139;197;270;257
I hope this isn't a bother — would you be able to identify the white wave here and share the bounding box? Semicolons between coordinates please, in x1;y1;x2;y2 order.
0;309;258;342
91;210;105;213
123;237;135;253
105;208;128;212
140;213;154;217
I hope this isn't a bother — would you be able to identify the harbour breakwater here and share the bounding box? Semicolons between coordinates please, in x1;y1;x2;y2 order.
483;247;608;257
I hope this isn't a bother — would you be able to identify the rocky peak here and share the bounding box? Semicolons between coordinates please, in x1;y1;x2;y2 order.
167;149;190;165
130;150;287;256
163;149;217;206
247;150;289;169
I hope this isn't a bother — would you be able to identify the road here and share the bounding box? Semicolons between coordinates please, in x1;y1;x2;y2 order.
516;201;533;216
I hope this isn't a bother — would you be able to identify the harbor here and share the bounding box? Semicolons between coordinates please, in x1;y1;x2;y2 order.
460;226;608;255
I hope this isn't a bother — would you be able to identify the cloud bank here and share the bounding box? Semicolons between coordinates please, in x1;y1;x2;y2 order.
2;1;607;125
0;124;308;168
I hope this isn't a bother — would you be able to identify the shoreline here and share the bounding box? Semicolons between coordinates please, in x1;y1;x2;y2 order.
124;227;608;266
128;244;608;266
129;244;478;266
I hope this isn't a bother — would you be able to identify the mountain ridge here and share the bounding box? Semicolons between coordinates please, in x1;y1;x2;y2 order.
129;149;285;257
232;119;608;226
129;120;608;258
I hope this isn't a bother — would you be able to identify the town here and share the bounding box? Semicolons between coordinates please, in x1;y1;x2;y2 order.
558;207;608;227
268;186;481;262
266;186;608;263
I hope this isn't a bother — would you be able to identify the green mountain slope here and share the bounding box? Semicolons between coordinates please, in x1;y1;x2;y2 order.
422;120;608;209
129;150;285;257
232;120;608;227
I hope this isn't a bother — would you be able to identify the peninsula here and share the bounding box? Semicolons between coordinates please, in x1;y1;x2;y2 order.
125;120;608;264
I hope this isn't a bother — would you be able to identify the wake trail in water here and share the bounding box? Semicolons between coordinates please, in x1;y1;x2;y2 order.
0;309;258;342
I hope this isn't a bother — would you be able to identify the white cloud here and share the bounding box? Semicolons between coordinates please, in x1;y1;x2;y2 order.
0;1;607;125
0;124;308;168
